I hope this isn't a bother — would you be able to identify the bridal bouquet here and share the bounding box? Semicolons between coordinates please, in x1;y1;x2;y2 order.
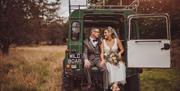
105;51;121;65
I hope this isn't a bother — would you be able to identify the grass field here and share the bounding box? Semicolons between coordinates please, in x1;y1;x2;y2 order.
0;45;180;91
0;46;66;91
140;69;180;91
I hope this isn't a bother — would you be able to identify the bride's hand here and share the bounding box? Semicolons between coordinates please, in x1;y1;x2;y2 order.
118;53;122;59
118;53;125;62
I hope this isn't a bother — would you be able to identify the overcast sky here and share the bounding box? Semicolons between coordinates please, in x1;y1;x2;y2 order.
58;0;87;17
58;0;69;17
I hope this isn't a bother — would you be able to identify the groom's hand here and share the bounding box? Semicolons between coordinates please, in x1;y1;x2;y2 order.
100;60;105;67
84;59;91;68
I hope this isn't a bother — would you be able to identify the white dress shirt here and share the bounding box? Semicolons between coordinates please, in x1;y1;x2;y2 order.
90;37;98;47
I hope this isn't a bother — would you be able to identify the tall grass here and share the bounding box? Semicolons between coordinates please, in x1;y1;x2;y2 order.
140;40;180;91
0;45;180;91
140;69;180;91
0;46;66;91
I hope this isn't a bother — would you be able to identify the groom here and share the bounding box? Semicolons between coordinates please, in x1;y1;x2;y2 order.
83;27;108;91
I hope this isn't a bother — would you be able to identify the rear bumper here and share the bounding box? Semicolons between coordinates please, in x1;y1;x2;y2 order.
64;69;85;79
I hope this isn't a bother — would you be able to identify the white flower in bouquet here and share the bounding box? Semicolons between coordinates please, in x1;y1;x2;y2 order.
106;51;121;65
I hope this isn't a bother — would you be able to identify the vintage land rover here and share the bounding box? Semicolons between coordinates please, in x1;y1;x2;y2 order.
62;0;171;91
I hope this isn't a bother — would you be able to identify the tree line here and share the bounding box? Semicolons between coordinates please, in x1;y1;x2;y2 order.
0;0;67;55
1;0;180;55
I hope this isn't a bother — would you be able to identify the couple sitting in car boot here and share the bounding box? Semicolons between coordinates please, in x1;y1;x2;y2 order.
83;26;126;91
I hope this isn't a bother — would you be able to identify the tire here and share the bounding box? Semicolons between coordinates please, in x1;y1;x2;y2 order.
62;72;74;91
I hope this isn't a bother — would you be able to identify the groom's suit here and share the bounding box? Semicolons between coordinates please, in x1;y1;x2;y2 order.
83;37;108;90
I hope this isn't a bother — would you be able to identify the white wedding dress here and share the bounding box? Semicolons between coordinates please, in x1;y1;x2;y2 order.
103;38;126;85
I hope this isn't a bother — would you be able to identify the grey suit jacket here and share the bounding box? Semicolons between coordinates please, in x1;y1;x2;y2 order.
83;38;101;62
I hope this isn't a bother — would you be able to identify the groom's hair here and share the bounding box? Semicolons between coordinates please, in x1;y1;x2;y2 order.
91;27;99;33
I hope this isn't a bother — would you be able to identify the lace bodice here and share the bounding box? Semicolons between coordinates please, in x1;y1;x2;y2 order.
103;38;118;56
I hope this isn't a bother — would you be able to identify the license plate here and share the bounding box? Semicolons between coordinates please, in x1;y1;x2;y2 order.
68;59;82;64
69;53;81;59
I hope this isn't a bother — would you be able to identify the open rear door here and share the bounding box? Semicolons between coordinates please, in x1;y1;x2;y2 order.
127;14;171;68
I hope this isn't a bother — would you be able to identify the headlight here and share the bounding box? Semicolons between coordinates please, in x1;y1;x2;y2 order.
66;64;71;69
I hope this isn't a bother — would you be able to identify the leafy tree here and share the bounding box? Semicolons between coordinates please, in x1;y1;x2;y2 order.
169;0;180;39
0;0;60;55
138;0;180;39
47;21;67;45
88;0;180;39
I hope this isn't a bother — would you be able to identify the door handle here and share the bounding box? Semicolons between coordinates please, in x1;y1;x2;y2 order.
161;43;170;50
135;40;161;43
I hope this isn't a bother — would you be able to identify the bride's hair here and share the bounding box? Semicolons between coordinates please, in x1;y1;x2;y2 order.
107;26;117;38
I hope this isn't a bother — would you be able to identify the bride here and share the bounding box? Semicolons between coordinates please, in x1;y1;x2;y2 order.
100;26;126;91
